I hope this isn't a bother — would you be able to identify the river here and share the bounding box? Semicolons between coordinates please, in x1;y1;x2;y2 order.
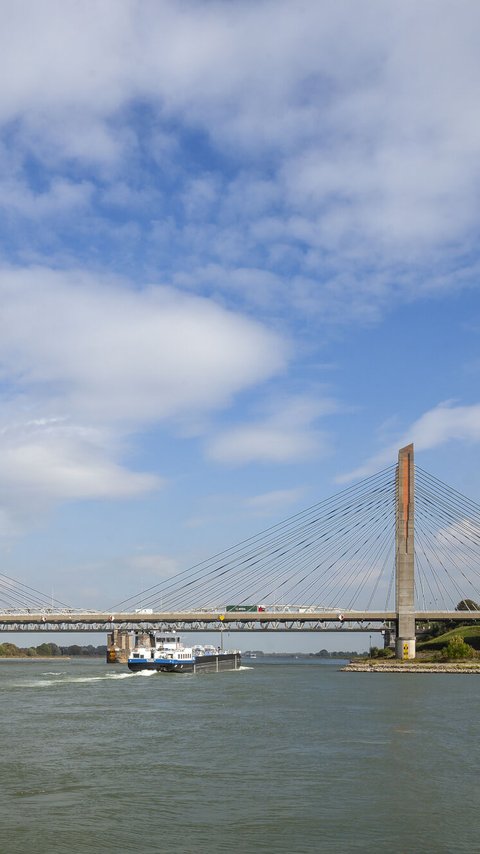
0;656;478;853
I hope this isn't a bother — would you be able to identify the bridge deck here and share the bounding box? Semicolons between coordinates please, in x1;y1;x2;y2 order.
0;610;478;631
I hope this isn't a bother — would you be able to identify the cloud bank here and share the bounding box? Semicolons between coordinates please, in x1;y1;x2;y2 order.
0;1;479;320
338;402;480;482
0;267;286;423
1;1;479;543
0;266;287;526
208;395;336;465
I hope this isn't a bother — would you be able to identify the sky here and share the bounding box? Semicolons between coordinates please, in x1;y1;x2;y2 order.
1;0;480;651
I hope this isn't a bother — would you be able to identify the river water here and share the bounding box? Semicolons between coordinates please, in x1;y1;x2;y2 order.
0;656;478;854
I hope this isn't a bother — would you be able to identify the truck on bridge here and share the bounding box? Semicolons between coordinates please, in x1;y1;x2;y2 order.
226;604;266;613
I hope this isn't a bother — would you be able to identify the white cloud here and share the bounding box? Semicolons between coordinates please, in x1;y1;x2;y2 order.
244;487;306;516
208;395;336;464
338;401;480;482
407;402;480;449
0;266;287;424
0;417;158;500
0;178;93;217
172;263;284;311
0;0;479;305
1;1;480;538
129;553;179;578
0;265;287;526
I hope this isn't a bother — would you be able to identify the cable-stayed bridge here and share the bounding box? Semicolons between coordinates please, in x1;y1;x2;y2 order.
1;445;480;658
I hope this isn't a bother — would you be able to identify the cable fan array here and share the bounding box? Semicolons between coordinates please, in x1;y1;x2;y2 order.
2;461;478;617
113;466;397;613
0;573;71;612
414;466;480;611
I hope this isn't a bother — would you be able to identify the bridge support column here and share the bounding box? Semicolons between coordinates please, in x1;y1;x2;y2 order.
106;629;134;664
395;444;416;659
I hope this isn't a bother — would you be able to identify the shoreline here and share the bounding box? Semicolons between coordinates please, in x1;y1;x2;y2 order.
342;660;480;673
0;656;74;662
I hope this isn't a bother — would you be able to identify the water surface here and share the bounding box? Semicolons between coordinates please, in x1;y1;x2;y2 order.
0;656;478;853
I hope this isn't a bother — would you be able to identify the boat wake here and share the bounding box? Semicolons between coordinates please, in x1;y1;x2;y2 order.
20;663;251;687
22;672;136;688
64;672;134;683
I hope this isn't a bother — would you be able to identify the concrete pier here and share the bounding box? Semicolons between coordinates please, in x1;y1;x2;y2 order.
395;444;416;659
107;628;135;664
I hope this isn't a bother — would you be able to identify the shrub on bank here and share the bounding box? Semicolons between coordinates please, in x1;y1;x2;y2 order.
441;635;477;661
369;646;395;659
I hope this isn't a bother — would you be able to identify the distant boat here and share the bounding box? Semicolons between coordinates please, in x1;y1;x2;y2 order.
127;633;241;674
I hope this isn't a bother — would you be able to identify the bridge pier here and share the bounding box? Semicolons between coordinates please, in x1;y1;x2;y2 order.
395;444;416;659
383;626;395;650
107;628;134;664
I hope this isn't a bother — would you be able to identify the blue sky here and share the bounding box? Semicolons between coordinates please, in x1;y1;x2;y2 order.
1;0;480;650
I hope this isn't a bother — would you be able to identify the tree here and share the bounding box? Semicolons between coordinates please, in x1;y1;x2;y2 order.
63;644;83;656
456;599;480;611
441;635;476;660
36;642;61;657
0;643;20;657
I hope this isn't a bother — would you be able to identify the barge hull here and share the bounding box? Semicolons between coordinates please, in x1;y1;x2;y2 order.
128;652;241;673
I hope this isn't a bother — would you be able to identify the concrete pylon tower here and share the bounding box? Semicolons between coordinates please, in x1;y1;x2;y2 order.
395;444;416;659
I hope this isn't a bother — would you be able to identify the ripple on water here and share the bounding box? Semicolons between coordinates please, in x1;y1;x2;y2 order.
0;659;479;854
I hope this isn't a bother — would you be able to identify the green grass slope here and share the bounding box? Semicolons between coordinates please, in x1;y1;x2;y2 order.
418;625;480;651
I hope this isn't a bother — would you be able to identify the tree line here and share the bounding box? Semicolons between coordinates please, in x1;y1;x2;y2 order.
0;642;107;657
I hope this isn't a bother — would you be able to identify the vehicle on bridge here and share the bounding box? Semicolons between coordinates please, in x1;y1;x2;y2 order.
225;604;265;612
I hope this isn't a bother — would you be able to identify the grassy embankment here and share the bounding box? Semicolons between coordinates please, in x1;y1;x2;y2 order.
417;625;480;653
364;625;480;663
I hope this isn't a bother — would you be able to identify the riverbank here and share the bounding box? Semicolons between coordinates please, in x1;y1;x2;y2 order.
342;660;480;673
0;656;72;662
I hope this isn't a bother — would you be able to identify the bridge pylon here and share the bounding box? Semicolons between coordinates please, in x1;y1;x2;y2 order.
395;443;415;659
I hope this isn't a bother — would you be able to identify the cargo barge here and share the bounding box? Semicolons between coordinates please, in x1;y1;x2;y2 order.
127;633;241;673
